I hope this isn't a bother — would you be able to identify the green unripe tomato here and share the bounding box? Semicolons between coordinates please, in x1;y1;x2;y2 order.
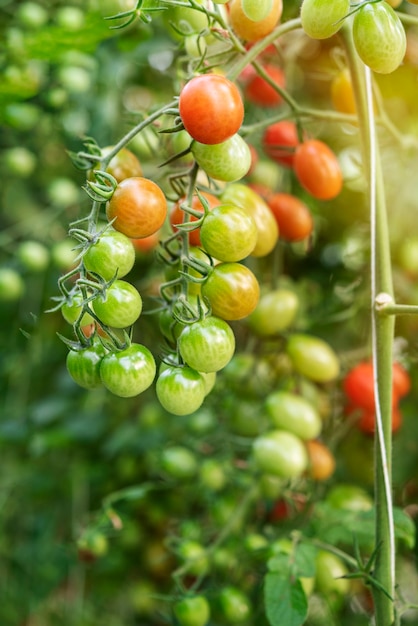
77;531;108;561
92;280;142;328
353;2;406;74
252;430;308;478
178;540;209;576
286;333;340;383
200;203;257;262
4;147;37;177
0;267;24;302
326;484;373;512
100;343;156;397
199;458;226;491
83;229;135;280
156;366;206;415
16;241;49;272
192;135;251;182
17;2;49;28
265;391;322;440
160;446;198;480
178;316;236;373
301;0;350;40
314;550;350;598
247;289;299;336
66;341;107;390
174;595;210;626
61;293;94;326
242;0;273;21
218;586;251;623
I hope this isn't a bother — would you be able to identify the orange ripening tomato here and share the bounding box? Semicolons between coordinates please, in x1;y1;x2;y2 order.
229;0;283;42
107;177;167;239
294;140;343;201
392;362;411;398
306;440;336;481
170;191;220;247
131;231;160;254
267;193;313;242
245;65;286;107
262;120;300;168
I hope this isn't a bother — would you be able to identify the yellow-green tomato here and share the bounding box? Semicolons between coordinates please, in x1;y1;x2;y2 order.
156;366;206;415
160;446;198;480
286;333;340;383
314;550;350;598
200;203;257;262
192;135;251;183
221;183;278;257
252;430;308;478
353;2;406;74
301;0;350;40
265;391;322;440
247;289;299;336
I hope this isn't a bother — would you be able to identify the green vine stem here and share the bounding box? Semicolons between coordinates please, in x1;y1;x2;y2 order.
340;22;396;625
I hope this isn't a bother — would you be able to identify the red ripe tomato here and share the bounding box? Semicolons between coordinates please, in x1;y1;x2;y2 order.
293;139;343;201
267;193;313;241
170;191;220;246
107;177;167;239
356;406;402;436
229;0;283;42
245;65;286;107
343;361;403;412
178;74;244;145
262;121;300;168
392;362;411;398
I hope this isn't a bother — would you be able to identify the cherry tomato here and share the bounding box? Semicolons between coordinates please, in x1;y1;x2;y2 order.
179;74;244;145
106;177;167;239
229;0;283;42
0;267;24;302
262;120;300;168
326;483;373;511
66;340;107;390
92;279;142;328
160;446;198;480
162;0;209;40
343;361;406;411
353;2;406;74
245;65;286;107
170;191;220;247
62;292;94;326
100;343;156;397
131;230;160;255
192;134;251;182
241;0;274;21
252;429;308;478
221;183;279;257
306;440;336;481
265;391;322;440
218;586;252;623
84;229;135;281
201;262;260;320
294;139;343;201
331;68;357;115
247;288;299;336
267;193;313;241
300;0;350;40
96;146;142;183
392;362;411;398
156;366;206;415
200;203;257;262
16;240;49;272
286;333;340;383
174;595;211;626
314;551;350;597
178;315;236;373
177;540;209;576
356;405;402;436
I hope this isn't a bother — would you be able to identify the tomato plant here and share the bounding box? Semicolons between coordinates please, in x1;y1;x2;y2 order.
83;229;135;281
106;177;167;239
179;74;244;145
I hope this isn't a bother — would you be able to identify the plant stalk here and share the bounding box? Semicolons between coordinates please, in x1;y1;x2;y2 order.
341;23;395;626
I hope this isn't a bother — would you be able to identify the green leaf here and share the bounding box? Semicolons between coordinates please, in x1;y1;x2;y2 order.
393;507;416;550
264;572;308;626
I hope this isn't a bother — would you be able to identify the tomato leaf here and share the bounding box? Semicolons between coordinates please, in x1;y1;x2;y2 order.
264;571;308;626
